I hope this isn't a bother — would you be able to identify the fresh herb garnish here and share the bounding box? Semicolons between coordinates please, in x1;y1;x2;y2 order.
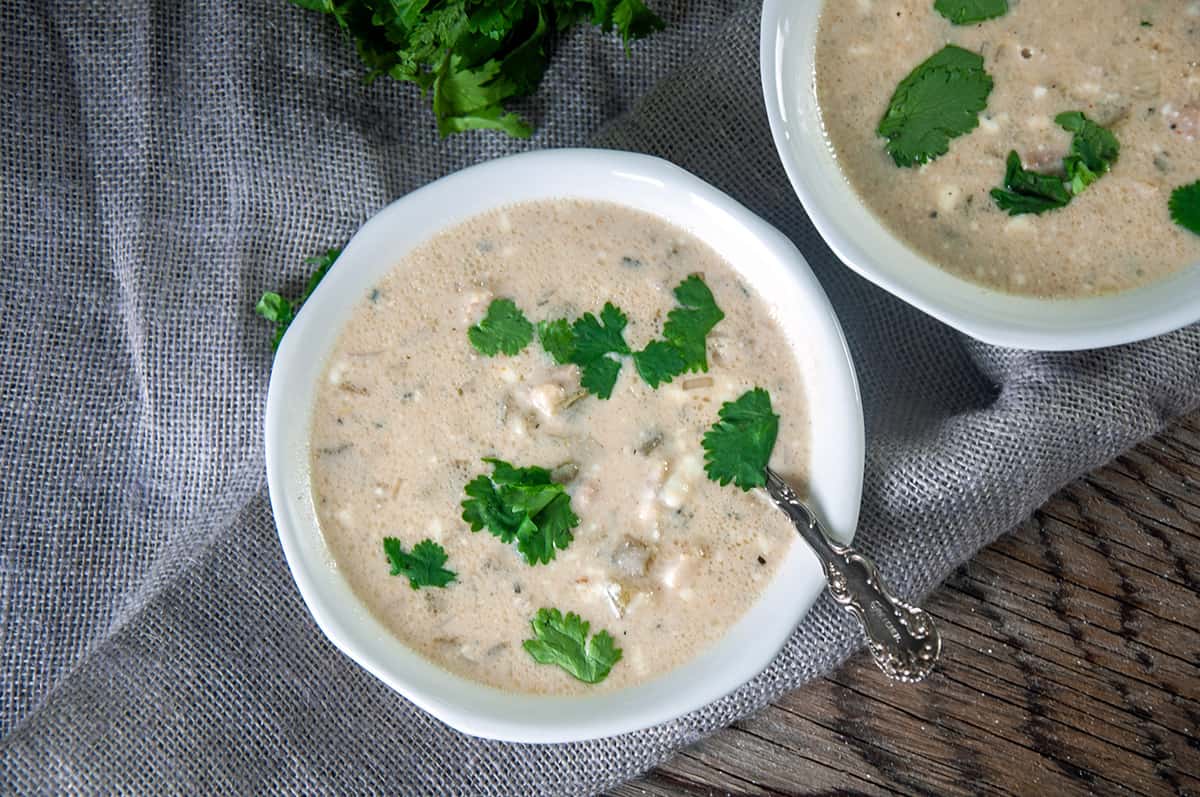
383;538;457;589
634;275;725;387
256;247;341;351
536;318;576;364
540;303;631;399
991;112;1120;215
289;0;664;138
933;0;1008;25
468;298;534;356
990;151;1073;215
877;45;994;168
522;608;622;683
461;458;580;565
1170;180;1200;236
528;275;724;397
1056;111;1121;194
701;387;779;491
632;340;687;388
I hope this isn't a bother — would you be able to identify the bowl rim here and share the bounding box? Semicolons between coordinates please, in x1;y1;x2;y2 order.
264;148;865;743
760;0;1200;351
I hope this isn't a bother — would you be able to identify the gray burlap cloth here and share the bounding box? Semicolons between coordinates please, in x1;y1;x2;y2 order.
3;0;1198;793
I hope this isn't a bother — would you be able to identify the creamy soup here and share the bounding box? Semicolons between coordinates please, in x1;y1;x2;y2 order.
816;0;1200;297
308;200;809;694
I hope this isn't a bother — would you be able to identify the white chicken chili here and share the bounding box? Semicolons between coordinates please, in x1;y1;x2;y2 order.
308;199;811;693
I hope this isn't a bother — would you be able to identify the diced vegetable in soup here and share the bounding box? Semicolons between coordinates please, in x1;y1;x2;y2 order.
309;200;810;693
815;0;1200;297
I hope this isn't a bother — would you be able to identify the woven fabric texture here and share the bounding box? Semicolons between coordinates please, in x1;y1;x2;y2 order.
3;0;1198;793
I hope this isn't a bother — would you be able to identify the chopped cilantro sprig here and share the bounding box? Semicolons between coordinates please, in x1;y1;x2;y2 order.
469;298;534;356
991;111;1120;216
461;458;580;565
1168;181;1200;237
467;275;724;399
1056;111;1121;194
877;45;994;168
538;303;631;399
633;275;725;388
990;151;1072;215
289;0;664;138
256;247;341;351
701;388;779;491
383;538;457;589
522;608;622;683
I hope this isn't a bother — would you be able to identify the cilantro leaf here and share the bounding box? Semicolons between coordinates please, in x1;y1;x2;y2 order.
1055;111;1120;194
432;53;535;138
383;538;457;589
662;275;725;373
522;608;622;683
1169;180;1200;236
990;151;1072;215
571;303;631;360
608;0;665;48
515;493;579;565
290;0;663;138
632;339;687;388
633;275;725;387
570;303;630;398
461;474;526;543
578;354;623;399
461;458;579;565
934;0;1008;25
877;45;993;168
468;298;534;356
702;388;780;491
486;457;554;487
537;318;576;364
256;247;341;351
256;292;291;325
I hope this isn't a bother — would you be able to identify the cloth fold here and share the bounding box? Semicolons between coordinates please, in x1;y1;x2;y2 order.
3;0;1197;793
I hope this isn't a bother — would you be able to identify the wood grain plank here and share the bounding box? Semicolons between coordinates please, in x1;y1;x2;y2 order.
926;601;1195;755
617;412;1200;797
609;752;778;796
681;725;900;795
937;575;1200;744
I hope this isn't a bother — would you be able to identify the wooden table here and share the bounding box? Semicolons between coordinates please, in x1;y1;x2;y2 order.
615;414;1200;796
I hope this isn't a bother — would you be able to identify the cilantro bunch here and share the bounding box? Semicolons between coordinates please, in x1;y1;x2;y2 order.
289;0;664;137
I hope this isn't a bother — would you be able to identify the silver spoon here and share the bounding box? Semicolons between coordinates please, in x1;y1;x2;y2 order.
763;467;941;682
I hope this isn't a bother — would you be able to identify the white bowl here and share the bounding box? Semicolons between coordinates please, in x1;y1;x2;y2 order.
761;0;1200;351
264;149;864;743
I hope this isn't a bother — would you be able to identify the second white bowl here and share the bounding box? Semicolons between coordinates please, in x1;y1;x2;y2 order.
761;0;1200;351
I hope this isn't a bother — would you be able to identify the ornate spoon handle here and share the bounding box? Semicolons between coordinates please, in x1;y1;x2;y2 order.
763;468;940;682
